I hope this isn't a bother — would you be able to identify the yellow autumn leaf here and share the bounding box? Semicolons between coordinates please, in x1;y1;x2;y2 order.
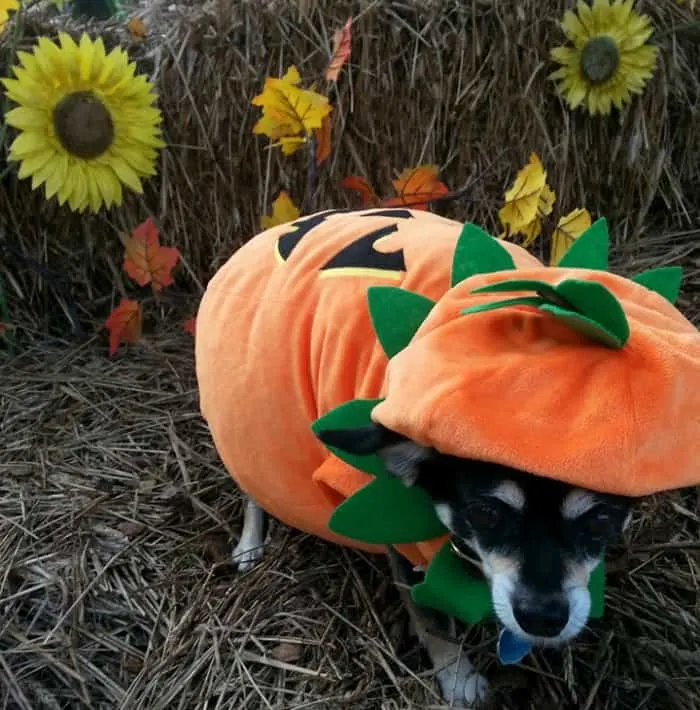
274;136;308;155
261;191;301;230
519;183;557;247
498;153;548;234
550;208;592;265
0;0;19;31
519;217;543;246
251;65;332;154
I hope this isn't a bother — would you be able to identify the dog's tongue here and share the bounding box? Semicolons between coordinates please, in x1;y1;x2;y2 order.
497;629;532;665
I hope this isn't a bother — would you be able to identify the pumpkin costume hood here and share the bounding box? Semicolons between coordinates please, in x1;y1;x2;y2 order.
195;206;700;631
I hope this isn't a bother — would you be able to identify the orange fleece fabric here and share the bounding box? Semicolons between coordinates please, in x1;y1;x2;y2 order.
371;266;700;497
195;208;541;568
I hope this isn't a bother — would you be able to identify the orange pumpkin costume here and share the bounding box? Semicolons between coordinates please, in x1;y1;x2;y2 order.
196;208;540;568
195;207;700;579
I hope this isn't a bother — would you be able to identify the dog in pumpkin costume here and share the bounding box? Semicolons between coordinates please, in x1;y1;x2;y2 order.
195;207;700;707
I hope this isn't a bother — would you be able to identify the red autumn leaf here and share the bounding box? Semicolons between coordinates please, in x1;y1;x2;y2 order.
340;176;380;207
122;217;180;292
325;18;352;82
183;317;197;337
105;298;143;357
314;114;332;166
382;164;449;210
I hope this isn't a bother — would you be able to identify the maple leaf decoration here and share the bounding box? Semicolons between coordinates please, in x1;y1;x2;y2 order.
126;17;146;41
339;176;380;207
183;317;197;337
261;191;301;230
498;153;556;241
105;298;143;357
325;18;352;82
251;66;332;156
313;115;332;166
340;164;448;211
550;208;592;265
384;165;449;210
122;217;180;292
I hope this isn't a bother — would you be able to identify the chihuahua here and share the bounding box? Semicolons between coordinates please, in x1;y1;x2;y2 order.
232;421;634;708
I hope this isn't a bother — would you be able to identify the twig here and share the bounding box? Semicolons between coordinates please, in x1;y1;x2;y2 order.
304;134;318;214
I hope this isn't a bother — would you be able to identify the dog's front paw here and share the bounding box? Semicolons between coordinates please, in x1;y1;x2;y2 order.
436;661;489;709
232;538;264;572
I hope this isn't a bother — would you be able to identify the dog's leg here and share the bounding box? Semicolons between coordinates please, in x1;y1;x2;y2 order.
232;497;268;572
387;547;488;708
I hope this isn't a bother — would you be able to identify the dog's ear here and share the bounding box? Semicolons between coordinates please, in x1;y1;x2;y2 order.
314;423;431;487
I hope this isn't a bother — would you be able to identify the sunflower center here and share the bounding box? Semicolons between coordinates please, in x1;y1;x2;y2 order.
580;36;620;85
53;91;114;159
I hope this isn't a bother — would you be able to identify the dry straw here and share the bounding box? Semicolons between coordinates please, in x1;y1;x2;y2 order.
1;1;700;708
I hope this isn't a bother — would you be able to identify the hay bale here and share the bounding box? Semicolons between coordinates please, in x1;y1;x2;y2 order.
3;330;700;710
1;0;699;334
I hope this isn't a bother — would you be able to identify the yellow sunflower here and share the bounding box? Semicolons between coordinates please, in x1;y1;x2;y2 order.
0;0;18;31
1;32;165;213
549;0;659;116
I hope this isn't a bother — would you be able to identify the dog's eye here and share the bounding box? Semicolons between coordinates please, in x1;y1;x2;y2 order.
582;511;613;539
466;502;502;531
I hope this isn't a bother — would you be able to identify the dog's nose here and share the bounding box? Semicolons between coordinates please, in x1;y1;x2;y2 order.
513;597;569;638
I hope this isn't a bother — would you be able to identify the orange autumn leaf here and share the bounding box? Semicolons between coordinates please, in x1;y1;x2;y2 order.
121;217;180;292
183;317;197;337
126;17;146;41
105;298;142;357
383;164;449;210
314;114;332;166
325;18;352;82
340;176;379;207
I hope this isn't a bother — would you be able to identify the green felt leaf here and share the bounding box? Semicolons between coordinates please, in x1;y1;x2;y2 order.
367;286;436;359
328;476;447;544
461;296;545;317
539;304;625;348
631;266;683;305
555;280;630;346
556;218;609;270
311;398;386;477
451;223;516;287
471;279;566;305
411;542;493;625
589;562;605;619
